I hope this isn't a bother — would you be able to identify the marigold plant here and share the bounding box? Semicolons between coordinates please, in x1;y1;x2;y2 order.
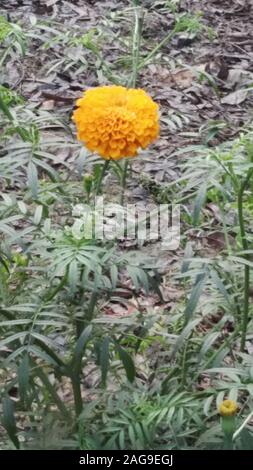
72;85;159;160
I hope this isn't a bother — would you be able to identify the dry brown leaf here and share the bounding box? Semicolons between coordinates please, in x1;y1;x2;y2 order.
221;88;248;105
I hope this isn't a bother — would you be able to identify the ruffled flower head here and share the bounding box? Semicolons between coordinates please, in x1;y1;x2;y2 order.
72;85;159;160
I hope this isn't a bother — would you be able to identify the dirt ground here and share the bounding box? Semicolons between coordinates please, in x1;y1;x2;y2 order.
2;1;253;152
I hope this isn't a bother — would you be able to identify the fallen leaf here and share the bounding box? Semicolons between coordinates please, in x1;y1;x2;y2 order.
40;100;55;110
171;69;195;89
221;88;248;105
227;69;243;87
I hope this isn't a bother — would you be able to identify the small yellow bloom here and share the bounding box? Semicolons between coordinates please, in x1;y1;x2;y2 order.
72;85;159;160
219;400;238;417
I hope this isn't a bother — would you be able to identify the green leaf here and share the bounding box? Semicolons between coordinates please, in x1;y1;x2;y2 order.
32;337;66;369
33;205;43;225
110;265;118;290
127;266;140;290
17;354;30;405
17;201;27;214
171;317;203;358
181;242;194;274
193;183;207;226
28;345;63;368
128;425;136;448
229;256;253;268
119;429;125;449
114;341;135;382
2;346;26;366
127;266;150;293
147;272;163;301
0;94;14;121
0;255;9;272
184;271;207;322
238;429;253;450
27;161;38;198
2;396;20;449
199;332;221;359
100;336;110;386
72;325;93;372
68;259;79;295
0;331;27;348
210;268;234;310
35;365;70;421
203;395;214;416
136;268;149;294
33;157;59;182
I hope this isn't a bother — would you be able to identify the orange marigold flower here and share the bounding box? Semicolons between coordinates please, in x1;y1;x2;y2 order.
219;400;238;417
72;85;159;160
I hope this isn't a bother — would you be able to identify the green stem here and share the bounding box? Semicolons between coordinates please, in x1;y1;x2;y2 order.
72;292;99;416
138;29;175;70
95;160;110;196
238;170;253;351
76;290;99;337
218;199;232;256
222;416;236;450
75;317;83;340
181;339;190;387
128;2;144;87
86;291;99;323
43;274;67;303
217;199;243;318
70;373;83;418
120;159;129;205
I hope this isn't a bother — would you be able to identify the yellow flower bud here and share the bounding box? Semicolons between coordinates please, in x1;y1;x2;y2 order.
219;399;238;417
